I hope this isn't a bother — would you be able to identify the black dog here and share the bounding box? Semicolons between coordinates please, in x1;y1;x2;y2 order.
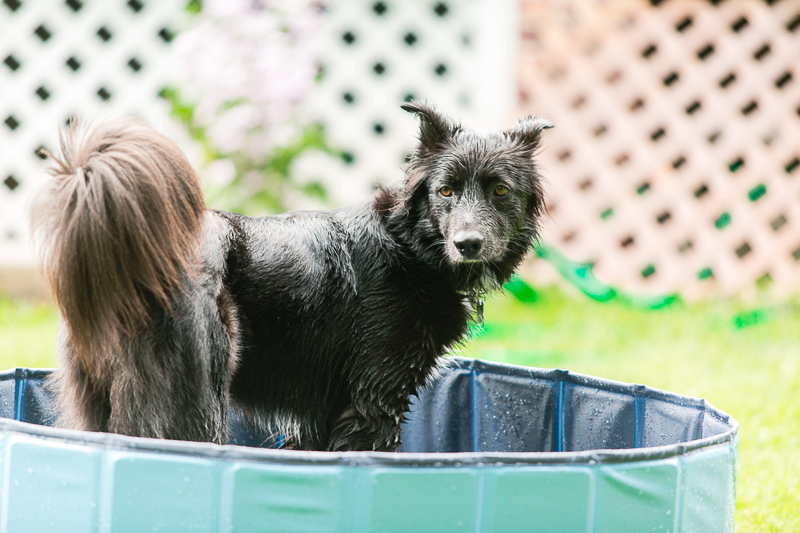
31;103;552;451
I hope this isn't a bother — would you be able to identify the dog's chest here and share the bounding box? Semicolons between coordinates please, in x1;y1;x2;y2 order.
380;267;471;356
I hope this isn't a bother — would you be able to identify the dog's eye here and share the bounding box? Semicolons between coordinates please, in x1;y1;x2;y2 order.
439;186;453;197
494;185;510;196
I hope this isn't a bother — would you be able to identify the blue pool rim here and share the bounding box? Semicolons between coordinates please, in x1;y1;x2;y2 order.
0;358;738;466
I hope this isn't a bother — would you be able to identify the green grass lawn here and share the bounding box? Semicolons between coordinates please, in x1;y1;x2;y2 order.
0;297;59;369
1;288;798;531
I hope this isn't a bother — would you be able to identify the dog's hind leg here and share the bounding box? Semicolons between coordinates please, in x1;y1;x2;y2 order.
104;345;229;443
51;295;233;444
106;357;227;443
51;324;111;432
104;291;234;444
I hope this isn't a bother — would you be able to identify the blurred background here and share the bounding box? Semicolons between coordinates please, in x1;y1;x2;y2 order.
1;0;799;300
0;0;798;530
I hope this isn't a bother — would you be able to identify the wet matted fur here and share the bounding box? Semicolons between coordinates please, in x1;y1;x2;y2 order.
30;103;552;451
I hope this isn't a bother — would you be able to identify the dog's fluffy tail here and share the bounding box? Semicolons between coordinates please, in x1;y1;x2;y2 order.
31;118;205;375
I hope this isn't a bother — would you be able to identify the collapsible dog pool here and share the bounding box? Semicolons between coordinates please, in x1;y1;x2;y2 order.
0;358;736;532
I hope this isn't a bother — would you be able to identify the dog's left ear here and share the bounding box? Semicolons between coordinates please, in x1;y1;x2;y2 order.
507;117;554;152
401;101;454;150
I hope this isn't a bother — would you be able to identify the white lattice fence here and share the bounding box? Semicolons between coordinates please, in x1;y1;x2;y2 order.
4;0;799;299
303;0;517;204
521;0;800;298
0;0;516;270
0;0;185;269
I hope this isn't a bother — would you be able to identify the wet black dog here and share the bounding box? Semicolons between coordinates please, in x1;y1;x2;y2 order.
31;103;552;451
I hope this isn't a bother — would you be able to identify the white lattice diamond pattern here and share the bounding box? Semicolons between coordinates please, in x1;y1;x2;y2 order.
1;0;517;268
521;0;800;297
5;0;798;298
306;0;517;202
0;0;184;267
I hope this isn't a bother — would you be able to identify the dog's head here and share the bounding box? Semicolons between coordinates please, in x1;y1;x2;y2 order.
393;102;552;288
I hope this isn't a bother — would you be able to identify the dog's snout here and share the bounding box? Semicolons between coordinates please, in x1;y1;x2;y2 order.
453;231;484;259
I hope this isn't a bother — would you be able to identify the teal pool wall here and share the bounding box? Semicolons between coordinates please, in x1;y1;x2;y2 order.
0;360;737;532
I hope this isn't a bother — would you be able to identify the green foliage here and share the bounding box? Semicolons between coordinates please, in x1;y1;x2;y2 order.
159;87;335;215
185;0;202;15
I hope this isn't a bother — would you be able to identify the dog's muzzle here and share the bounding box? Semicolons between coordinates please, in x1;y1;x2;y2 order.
453;230;484;259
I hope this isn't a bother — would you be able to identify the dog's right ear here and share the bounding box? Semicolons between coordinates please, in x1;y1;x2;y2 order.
401;102;453;149
508;116;554;153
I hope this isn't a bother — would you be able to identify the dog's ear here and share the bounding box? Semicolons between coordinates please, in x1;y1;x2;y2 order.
401;101;453;149
507;117;554;152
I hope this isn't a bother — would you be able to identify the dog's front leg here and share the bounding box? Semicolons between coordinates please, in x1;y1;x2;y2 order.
326;401;406;452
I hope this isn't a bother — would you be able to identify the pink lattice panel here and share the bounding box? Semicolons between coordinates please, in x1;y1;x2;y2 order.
520;0;800;298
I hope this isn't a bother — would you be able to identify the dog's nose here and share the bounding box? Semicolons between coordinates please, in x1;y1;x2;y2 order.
453;231;484;258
